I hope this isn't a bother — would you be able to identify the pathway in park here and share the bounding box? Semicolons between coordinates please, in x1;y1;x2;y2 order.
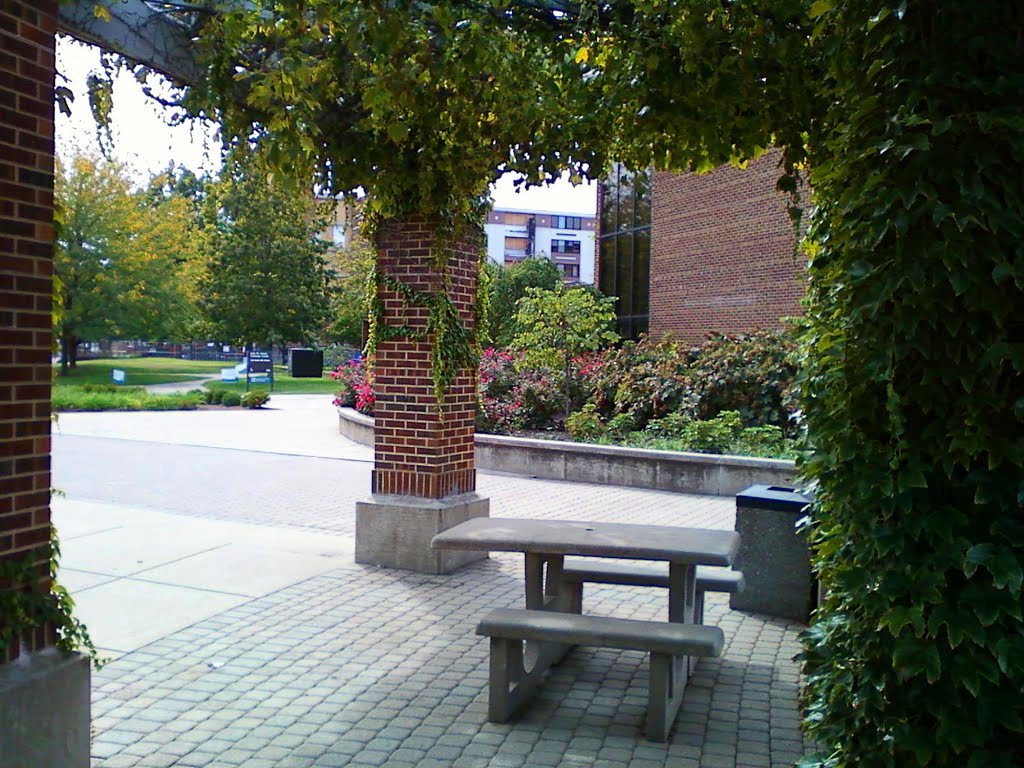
53;395;812;768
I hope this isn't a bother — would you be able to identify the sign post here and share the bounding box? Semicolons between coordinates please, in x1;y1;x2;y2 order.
246;349;274;392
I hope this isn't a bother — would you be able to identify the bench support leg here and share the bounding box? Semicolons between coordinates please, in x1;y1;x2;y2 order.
647;651;684;742
488;637;550;723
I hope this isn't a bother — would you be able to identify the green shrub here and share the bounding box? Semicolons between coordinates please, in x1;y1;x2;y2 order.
605;412;636;440
586;336;693;430
688;331;798;433
565;404;605;440
733;425;786;458
210;389;226;404
678;410;742;454
53;389;203;412
220;391;242;407
241;391;270;409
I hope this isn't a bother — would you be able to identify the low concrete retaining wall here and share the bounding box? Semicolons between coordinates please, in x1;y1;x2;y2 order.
339;408;796;497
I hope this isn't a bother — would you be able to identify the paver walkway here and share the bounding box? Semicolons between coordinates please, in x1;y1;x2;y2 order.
52;395;812;768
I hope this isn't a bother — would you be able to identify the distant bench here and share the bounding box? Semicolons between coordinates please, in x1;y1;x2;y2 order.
560;559;745;624
477;608;724;741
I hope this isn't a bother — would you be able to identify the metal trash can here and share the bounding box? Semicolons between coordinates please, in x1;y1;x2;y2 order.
288;348;324;378
731;485;815;622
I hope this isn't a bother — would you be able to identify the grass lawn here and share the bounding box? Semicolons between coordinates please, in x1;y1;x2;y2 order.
54;357;340;394
54;358;224;387
206;369;340;395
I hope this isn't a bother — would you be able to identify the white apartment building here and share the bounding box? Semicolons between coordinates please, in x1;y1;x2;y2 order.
484;208;597;283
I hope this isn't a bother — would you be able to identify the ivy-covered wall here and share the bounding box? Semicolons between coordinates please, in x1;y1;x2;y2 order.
798;2;1024;766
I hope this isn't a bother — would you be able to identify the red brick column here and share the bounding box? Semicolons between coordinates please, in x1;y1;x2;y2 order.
356;217;489;573
372;217;479;499
0;0;57;662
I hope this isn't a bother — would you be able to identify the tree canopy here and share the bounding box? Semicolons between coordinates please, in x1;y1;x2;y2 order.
199;149;334;353
189;0;596;233
485;256;564;348
54;152;206;370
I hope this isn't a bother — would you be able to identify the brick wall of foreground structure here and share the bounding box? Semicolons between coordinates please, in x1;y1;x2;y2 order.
0;0;58;662
372;219;479;499
650;150;806;343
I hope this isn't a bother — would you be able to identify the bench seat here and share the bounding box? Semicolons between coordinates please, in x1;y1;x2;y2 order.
560;559;744;623
477;607;724;741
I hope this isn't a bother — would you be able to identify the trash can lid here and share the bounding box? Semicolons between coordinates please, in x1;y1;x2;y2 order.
735;484;811;512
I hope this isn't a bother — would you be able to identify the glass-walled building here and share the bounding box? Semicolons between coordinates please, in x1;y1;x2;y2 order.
598;164;651;339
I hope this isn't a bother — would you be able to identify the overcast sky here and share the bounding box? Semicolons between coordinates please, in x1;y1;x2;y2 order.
55;37;597;215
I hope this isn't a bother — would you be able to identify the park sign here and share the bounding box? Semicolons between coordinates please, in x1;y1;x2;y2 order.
246;350;274;391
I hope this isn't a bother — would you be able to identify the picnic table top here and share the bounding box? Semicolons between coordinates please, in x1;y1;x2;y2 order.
431;517;739;567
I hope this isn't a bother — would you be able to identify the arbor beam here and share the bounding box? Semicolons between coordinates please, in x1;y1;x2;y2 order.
58;1;219;85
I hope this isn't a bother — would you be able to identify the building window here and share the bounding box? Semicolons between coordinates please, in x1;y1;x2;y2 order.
554;263;581;278
504;236;530;259
599;164;651;340
554;215;582;230
550;239;581;254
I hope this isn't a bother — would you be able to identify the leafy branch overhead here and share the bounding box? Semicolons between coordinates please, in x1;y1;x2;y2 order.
188;0;600;233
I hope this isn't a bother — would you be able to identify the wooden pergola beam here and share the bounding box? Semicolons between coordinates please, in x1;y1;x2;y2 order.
57;1;223;85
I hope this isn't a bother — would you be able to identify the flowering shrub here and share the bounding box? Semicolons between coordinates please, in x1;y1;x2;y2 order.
478;348;597;432
330;357;375;415
586;336;694;430
476;348;524;433
332;333;798;456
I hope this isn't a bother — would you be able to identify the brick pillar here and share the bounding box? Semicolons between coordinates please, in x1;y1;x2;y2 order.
0;1;57;660
355;217;489;573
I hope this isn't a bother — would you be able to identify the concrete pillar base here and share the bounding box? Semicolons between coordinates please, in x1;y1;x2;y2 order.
0;648;91;768
355;492;490;574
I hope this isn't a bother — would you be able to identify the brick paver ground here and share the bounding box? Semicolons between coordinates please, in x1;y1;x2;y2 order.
53;398;812;767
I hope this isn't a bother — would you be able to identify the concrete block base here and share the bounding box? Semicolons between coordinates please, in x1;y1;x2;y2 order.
0;648;91;768
356;492;490;574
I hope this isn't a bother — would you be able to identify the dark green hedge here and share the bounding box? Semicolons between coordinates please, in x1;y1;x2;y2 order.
797;2;1024;766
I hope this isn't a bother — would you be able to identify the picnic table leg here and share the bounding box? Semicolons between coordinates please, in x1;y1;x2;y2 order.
523;553;572;665
524;553;568;611
668;563;698;681
524;553;547;609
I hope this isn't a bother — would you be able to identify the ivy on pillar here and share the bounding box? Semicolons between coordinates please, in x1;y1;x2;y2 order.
355;217;489;573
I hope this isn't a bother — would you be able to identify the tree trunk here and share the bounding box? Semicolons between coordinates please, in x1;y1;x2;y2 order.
59;332;77;374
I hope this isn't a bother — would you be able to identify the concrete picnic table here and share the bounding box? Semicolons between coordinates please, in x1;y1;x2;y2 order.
431;517;741;738
432;516;738;617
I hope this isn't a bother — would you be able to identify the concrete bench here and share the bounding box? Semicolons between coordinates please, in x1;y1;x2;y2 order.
476;607;724;741
560;559;745;623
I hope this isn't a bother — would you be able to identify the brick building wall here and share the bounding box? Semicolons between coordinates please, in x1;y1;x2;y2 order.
372;219;479;499
1;0;58;661
649;150;806;343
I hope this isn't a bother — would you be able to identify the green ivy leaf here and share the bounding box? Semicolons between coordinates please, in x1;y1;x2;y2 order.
965;544;1024;594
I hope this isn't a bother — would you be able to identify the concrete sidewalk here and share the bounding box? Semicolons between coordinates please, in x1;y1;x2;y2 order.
53;395;812;767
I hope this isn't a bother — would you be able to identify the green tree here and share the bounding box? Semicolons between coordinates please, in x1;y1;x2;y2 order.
325;238;375;347
200;150;334;359
55;153;204;372
511;285;618;418
487;256;564;348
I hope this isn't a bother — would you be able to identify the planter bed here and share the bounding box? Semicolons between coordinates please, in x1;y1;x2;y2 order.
338;407;796;497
